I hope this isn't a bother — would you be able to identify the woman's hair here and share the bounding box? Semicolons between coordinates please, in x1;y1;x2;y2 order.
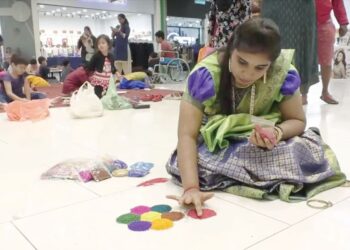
118;14;129;25
217;17;281;115
335;50;346;66
11;54;28;65
96;34;112;49
215;0;232;12
84;26;92;34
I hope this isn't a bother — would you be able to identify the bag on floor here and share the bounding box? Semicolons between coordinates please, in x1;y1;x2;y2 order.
5;98;50;121
70;81;103;118
101;76;132;110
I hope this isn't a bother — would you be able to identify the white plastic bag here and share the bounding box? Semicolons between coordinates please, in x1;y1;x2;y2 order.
70;81;103;118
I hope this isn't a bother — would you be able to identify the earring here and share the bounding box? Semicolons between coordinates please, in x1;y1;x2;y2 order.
263;73;266;84
228;60;232;73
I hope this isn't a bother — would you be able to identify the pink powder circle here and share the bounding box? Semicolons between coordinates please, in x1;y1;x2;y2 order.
187;208;217;219
130;205;151;215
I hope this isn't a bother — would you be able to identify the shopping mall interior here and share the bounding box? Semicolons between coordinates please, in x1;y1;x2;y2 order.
0;1;350;249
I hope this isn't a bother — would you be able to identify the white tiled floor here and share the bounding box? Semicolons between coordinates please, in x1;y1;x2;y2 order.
1;80;350;250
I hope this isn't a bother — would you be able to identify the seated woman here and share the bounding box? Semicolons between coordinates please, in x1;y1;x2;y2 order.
61;66;89;96
0;55;46;103
166;18;346;215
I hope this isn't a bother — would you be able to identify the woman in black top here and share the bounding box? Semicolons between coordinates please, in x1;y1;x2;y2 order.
77;26;97;64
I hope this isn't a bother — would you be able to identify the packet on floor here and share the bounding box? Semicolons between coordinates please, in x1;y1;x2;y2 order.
91;167;111;182
41;158;103;181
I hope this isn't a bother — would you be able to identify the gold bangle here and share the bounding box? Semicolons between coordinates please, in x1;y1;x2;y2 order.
273;126;283;142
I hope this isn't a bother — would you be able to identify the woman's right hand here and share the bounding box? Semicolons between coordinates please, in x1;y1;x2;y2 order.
167;188;214;216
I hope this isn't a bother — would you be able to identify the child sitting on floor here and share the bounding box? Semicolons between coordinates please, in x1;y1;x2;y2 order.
26;58;49;88
85;34;117;98
38;56;50;80
26;59;39;75
0;55;46;103
61;59;73;82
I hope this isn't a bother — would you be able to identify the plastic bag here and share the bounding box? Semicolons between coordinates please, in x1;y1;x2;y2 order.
70;81;104;118
101;76;132;110
5;99;50;121
41;158;104;182
101;155;128;173
128;162;154;178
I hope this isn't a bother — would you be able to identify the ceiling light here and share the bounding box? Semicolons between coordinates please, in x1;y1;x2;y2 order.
77;11;81;14
83;9;87;12
39;5;45;8
62;7;67;11
46;12;51;15
102;11;106;14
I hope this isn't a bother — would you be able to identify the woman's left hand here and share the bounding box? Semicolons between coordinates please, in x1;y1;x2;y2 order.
249;128;276;150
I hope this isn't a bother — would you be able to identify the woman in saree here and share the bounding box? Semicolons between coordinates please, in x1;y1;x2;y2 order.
166;18;346;216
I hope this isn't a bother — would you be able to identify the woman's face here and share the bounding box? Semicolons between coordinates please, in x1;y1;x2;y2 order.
118;16;124;24
337;52;344;61
98;38;109;54
84;28;91;36
230;49;271;88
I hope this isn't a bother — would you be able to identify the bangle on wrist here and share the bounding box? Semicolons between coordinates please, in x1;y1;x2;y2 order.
274;126;283;142
183;186;199;195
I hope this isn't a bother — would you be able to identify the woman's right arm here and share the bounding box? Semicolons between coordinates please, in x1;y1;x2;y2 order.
3;81;27;101
177;100;203;190
168;100;214;215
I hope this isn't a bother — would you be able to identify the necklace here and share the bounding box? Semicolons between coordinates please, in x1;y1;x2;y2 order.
249;85;256;115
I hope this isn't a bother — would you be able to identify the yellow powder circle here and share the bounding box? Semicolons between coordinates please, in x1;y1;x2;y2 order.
140;211;162;222
151;218;174;230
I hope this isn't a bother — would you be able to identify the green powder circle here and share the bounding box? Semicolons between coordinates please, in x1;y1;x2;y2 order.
116;213;140;224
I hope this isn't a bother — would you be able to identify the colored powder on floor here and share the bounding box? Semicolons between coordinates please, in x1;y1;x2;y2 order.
137;177;169;187
130;205;151;215
128;221;152;232
151;204;172;213
151;218;174;230
187;208;217;220
140;211;162;222
116;213;140;224
161;211;185;221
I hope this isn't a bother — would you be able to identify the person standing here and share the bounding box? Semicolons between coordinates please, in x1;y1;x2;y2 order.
208;0;251;48
261;0;319;105
77;26;96;65
315;0;348;104
112;14;131;74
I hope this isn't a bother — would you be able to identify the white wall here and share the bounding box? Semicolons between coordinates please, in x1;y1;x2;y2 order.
31;0;157;57
38;13;152;47
33;0;156;15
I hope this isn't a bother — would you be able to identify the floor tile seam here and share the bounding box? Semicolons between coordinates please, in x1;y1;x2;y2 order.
10;221;38;250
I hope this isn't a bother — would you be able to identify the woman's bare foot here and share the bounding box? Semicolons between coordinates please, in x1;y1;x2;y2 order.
321;93;339;104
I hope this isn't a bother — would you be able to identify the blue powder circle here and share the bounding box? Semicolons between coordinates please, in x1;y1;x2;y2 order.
151;204;172;213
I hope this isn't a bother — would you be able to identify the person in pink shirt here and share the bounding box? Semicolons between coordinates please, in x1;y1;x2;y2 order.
155;31;175;58
315;0;348;104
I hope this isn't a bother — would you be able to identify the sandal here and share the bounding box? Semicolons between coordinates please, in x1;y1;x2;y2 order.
320;94;339;105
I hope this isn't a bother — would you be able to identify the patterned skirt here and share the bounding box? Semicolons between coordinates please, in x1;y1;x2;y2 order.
261;0;319;94
166;128;346;201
